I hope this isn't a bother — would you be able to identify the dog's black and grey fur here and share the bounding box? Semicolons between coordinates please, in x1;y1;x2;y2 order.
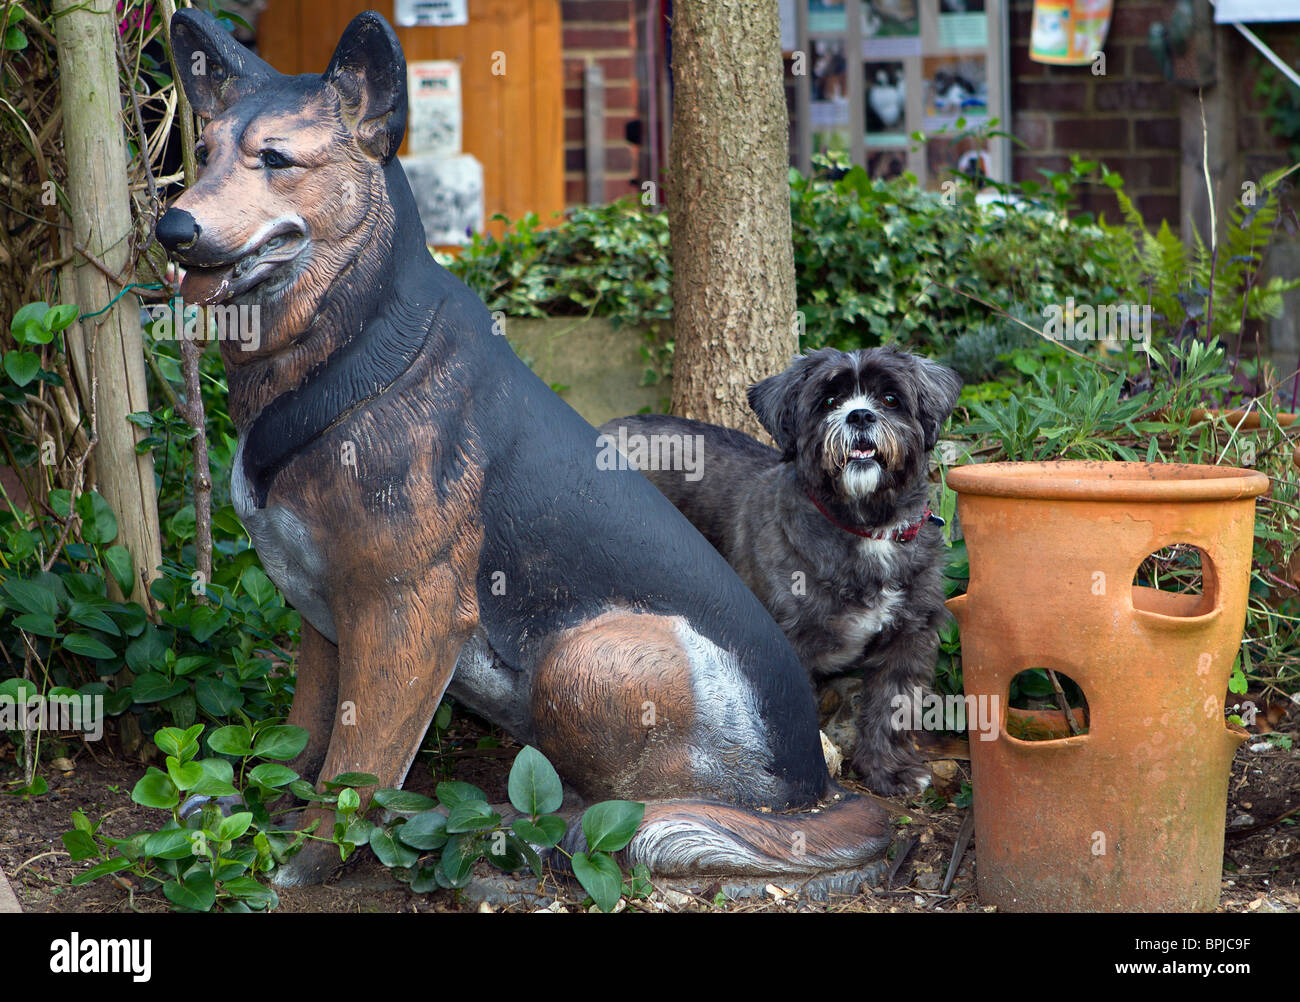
601;347;962;794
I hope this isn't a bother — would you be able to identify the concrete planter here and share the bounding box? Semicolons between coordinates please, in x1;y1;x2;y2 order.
503;317;670;428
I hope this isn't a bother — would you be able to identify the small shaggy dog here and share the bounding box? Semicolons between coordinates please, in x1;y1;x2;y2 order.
601;347;962;794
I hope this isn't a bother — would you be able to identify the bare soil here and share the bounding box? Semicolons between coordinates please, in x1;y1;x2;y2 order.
1;699;1296;914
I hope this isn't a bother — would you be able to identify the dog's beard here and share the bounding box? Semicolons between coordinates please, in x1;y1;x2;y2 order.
819;403;907;500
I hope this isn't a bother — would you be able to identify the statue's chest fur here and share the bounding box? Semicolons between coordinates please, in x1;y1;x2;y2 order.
232;434;337;643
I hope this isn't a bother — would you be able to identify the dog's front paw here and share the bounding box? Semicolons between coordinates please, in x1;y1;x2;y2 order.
852;753;932;797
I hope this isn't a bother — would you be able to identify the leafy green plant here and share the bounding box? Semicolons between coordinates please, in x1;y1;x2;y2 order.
324;745;649;913
61;721;311;912
444;203;672;334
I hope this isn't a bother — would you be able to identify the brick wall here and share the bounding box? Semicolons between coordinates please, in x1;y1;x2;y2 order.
1237;24;1300;188
1010;2;1298;227
1010;0;1181;224
562;0;640;205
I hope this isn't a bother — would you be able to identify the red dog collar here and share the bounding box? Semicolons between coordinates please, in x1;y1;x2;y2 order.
806;491;940;542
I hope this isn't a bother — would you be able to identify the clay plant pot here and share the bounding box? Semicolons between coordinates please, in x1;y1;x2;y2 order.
1188;409;1300;470
946;461;1269;912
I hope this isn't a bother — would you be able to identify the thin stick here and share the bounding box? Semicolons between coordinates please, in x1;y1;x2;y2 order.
158;0;213;599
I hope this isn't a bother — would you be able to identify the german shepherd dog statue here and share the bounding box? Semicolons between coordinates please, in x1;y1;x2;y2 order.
156;9;888;886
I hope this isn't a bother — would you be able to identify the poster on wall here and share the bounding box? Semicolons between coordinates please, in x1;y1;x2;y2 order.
808;0;848;34
938;0;988;48
922;54;988;128
863;0;921;58
407;61;462;157
791;0;1007;189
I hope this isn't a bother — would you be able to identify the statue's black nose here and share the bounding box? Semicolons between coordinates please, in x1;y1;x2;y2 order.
156;208;200;253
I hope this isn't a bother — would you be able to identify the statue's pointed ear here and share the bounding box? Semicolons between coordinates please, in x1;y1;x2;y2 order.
323;12;408;162
169;9;277;119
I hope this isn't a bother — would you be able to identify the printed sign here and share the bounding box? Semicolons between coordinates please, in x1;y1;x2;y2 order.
407;61;462;157
394;0;469;28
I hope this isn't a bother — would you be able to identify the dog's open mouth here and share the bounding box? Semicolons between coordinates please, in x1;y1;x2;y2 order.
180;225;307;305
847;445;877;463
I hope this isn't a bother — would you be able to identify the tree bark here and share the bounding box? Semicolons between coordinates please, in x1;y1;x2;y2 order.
53;0;162;601
667;0;797;438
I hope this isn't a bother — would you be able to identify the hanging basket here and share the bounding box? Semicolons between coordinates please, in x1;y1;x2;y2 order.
1030;0;1113;66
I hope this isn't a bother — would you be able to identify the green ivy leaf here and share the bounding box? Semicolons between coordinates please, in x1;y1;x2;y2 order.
71;856;133;886
104;546;134;595
60;829;99;862
9;302;47;343
248;763;298;789
445;801;501;834
371;788;438;814
507;744;563;817
163;871;216;911
216;812;254;842
75;491;118;545
130;672;187;703
3;578;59;618
207;725;254;757
143;829;198;860
511;814;566;848
240;565;277;605
44;304;78;333
190;758;238;798
251;725;309;761
131;767;179;810
395;811;449;851
572;850;624;912
369;828;420;869
165;756;205;791
195;676;243;717
435;780;486;807
61;633;117;661
188;604;229;643
581;800;645;853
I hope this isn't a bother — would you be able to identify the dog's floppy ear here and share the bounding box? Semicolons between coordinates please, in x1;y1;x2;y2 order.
324;12;408;162
748;352;821;460
169;9;278;119
914;357;963;451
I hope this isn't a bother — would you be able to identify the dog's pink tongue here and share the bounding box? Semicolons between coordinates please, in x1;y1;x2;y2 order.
179;266;233;306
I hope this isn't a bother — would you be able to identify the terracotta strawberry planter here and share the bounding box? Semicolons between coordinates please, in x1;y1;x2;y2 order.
946;461;1268;912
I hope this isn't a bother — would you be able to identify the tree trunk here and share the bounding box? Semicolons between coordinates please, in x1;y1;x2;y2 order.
667;0;797;438
54;0;162;601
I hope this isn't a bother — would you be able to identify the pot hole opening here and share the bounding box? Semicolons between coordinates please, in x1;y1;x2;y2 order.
1007;668;1090;741
1132;544;1216;618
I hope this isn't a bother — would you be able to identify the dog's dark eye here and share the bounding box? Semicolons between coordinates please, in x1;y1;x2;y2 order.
260;149;294;169
822;395;837;410
882;393;900;409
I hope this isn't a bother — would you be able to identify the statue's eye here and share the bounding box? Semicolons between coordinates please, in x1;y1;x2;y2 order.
260;149;294;169
195;142;209;167
882;393;900;408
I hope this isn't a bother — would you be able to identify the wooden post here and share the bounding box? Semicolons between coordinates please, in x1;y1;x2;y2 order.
53;0;162;600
